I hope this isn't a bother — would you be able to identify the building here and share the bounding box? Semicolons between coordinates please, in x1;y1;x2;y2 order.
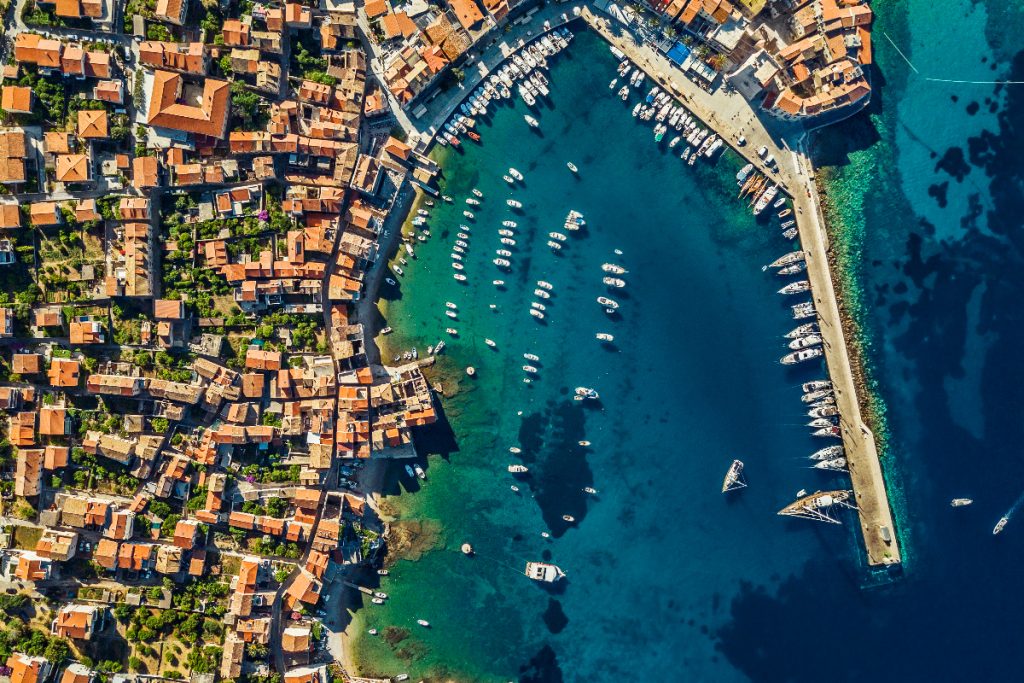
147;71;230;140
1;87;33;115
52;604;101;640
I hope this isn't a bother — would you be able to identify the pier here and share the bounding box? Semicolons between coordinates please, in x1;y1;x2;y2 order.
580;8;900;566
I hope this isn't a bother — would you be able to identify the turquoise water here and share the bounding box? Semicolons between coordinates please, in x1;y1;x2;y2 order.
351;0;1024;677
354;28;857;681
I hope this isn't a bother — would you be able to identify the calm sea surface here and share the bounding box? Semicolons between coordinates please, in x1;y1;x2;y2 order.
348;1;1024;680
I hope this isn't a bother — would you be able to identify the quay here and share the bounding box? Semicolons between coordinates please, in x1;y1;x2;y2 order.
579;8;899;566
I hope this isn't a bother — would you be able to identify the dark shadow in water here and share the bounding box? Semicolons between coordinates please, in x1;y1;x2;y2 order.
518;644;563;683
542;598;569;634
412;398;460;460
515;400;596;538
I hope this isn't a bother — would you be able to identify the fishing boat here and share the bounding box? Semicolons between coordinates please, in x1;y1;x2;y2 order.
507;199;522;208
567;162;578;173
603;276;626;288
781;348;823;365
803;380;831;392
499;229;515;237
525;562;566;582
814;458;847;471
809;445;844;461
496;249;512;257
602;263;627;274
578;441;591;447
780;220;796;228
769;251;804;268
472;188;483;198
788;335;822;350
377;569;389;576
467;131;481;142
596;333;614;342
463;210;475;219
547;241;562;250
722;459;747;493
530;302;546;312
777;490;854;524
372;597;384;604
523;365;538;374
778;208;793;218
432;341;445;355
632;102;642;117
792;302;817;320
451;262;464;271
609;78;617;89
466;198;480;206
414;464;426;480
597;297;619;310
993;517;1009;535
445;310;459;319
524;115;539;128
509;446;521;454
508;464;529;473
394;266;404;276
537;281;553;290
950;498;973;507
584;487;597;494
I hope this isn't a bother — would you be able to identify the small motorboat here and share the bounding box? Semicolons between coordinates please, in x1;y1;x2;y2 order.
377;569;389;576
485;339;496;348
523;365;538;374
523;353;540;361
537;280;553;290
583;487;597;494
493;279;505;286
417;619;430;628
567;162;578;173
562;515;575;523
372;598;384;605
596;333;614;342
508;464;529;473
510;446;522;454
368;629;378;635
385;277;397;286
511;485;520;492
578;440;591;446
950;498;973;507
446;327;458;335
507;199;522;208
453;273;467;282
503;174;515;184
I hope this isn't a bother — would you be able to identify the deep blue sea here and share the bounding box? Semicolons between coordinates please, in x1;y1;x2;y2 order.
348;1;1024;680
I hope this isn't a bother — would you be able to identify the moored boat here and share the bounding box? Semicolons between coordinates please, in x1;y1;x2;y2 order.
950;498;973;507
722;459;747;493
525;561;565;582
781;348;823;365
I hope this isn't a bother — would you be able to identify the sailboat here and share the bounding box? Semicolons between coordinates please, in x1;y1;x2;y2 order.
722;460;747;493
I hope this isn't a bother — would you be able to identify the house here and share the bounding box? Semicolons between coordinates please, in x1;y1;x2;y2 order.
0;130;28;185
34;307;62;329
281;625;312;653
7;653;52;683
43;445;69;469
93;80;124;105
283;665;325;683
220;634;244;679
55;155;90;184
92;538;118;570
14;34;62;72
48;358;80;387
15;448;42;497
132;156;159;189
448;0;486;30
6;550;51;582
147;71;230;140
75;199;101;222
104;509;134;540
222;20;250;46
39;407;69;436
117;542;154;571
284;570;321;608
119;197;150;220
171;519;199;548
138;42;208;74
12;353;42;376
70;316;104;344
154;0;187;25
1;86;33;114
77;110;108;139
35;529;77;561
154;545;183;574
0;202;21;228
52;604;101;640
59;663;94;683
29;202;61;227
0;307;13;337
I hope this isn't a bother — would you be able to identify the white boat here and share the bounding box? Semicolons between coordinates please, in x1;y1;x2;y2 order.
530;309;545;320
596;333;614;342
814;458;847;471
549;232;567;241
509;168;524;180
493;279;505;286
466;198;480;206
503;174;515;184
583;487;597;494
523;365;538;374
414;464;426;480
445;311;459;319
547;241;562;250
417;620;430;627
509;464;529;473
574;387;599;400
802;380;831;392
453;273;467;282
446;327;458;335
603;277;625;288
809;445;844;461
537;280;553;290
394;266;404;276
493;258;511;267
485;339;496;348
722;459;747;493
451;262;464;271
950;498;973;507
507;199;522;208
994;517;1009;534
524;115;540;128
602;263;627;274
503;220;518;228
501;238;516;246
534;289;550;298
769;251;804;268
524;353;540;361
778;280;811;296
789;334;822;350
781;348;823;365
463;210;475;219
372;598;384;604
597;296;619;310
500;229;515;237
562;514;575;523
632;102;642;117
496;249;512;257
567;162;578;173
472;188;483;197
530;302;546;311
609;78;617;89
525;562;565;582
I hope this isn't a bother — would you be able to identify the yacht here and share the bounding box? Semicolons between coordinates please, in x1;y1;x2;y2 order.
596;333;614;342
778;261;807;276
524;115;540;128
575;387;599;400
786;323;819;339
808;418;837;429
509;464;529;473
950;498;973;507
597;297;619;310
812;425;841;438
503;220;518;227
493;258;511;267
509;168;524;180
781;348;823;365
802;389;833;403
769;251;804;268
583;487;598;495
809;445;844;461
372;598;384;605
792;302;817;320
602;263;627;274
603;277;626;288
414;464;426;480
507;199;522;208
814;458;847;471
808;405;838;419
778;280;811;295
788;335;822;350
466;197;480;206
802;380;831;392
567;162;578;173
525;562;566;583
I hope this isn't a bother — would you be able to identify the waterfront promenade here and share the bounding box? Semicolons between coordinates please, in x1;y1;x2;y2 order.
383;4;899;567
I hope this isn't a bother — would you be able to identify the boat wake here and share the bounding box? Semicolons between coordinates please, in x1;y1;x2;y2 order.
994;489;1024;535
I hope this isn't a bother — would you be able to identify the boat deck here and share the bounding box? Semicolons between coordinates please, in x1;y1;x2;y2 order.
580;8;900;566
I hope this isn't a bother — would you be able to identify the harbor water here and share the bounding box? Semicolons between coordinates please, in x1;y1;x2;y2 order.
348;0;1024;679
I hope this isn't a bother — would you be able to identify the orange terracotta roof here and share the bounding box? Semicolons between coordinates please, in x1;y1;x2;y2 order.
147;70;230;139
1;86;32;113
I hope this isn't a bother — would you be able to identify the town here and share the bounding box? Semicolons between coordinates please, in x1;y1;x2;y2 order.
0;0;878;680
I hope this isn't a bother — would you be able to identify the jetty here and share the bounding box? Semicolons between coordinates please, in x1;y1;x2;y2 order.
579;8;899;566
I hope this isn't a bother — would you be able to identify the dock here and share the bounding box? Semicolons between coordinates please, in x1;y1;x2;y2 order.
580;8;900;566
